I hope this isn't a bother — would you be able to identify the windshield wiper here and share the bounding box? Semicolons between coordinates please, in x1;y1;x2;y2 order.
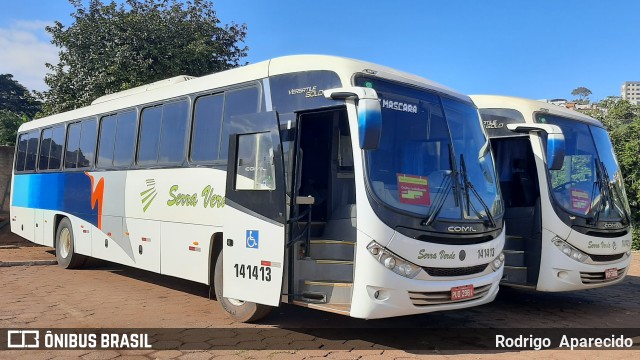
459;154;497;228
422;143;459;227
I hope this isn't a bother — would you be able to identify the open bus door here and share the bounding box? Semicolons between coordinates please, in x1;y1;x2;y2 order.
221;111;287;307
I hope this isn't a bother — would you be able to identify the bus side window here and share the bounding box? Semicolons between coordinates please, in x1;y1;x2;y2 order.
138;106;163;165
48;125;65;170
25;131;39;171
112;110;137;167
158;100;188;164
191;94;224;162
78;119;97;168
220;86;260;160
15;132;30;171
65;122;82;169
39;128;53;171
97;115;117;168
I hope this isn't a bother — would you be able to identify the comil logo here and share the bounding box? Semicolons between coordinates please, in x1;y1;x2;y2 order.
447;226;477;233
7;330;39;348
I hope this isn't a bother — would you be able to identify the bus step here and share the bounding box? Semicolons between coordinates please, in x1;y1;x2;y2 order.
501;266;528;284
309;240;355;261
301;280;353;304
504;250;526;267
504;235;526;251
294;257;353;282
300;291;327;303
292;301;351;316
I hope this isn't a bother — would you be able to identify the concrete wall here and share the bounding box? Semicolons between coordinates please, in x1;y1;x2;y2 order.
0;146;15;213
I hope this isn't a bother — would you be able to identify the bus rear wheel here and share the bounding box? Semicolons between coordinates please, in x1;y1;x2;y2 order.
213;251;272;322
55;218;86;269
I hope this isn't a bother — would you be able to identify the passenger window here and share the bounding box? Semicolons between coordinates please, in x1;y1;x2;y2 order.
25;131;39;171
97;115;117;168
235;132;276;190
112;110;137;167
191;94;223;162
78;120;97;168
65;122;82;169
138;106;163;164
158;100;188;164
15;134;27;171
48;126;65;170
220;86;260;160
39;128;53;170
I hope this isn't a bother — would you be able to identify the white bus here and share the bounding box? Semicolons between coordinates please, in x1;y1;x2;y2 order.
471;95;632;291
11;55;505;322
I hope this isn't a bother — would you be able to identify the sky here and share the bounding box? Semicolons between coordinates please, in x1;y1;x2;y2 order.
1;0;638;102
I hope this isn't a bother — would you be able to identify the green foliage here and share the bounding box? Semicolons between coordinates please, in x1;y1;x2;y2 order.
40;0;248;115
0;110;27;145
571;86;592;104
0;74;42;119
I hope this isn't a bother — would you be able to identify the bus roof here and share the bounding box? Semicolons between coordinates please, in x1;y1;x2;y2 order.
470;94;604;127
20;55;469;132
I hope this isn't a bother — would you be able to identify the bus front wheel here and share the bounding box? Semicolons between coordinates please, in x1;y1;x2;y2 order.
213;251;272;322
55;218;86;269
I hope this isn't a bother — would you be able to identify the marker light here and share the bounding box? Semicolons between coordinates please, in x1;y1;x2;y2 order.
367;241;422;279
552;236;589;263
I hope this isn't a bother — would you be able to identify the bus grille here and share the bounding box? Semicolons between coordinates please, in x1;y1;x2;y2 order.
423;263;489;277
580;268;626;284
408;284;492;306
589;253;625;262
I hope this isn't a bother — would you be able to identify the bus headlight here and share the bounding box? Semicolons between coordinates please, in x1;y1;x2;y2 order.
491;252;505;271
552;236;589;263
367;241;422;279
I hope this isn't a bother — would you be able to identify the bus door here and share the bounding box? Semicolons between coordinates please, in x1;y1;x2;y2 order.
222;111;287;306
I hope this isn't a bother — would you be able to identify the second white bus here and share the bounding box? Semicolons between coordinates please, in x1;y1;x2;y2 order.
472;95;632;291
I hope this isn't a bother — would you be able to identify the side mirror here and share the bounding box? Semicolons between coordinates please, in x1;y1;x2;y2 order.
507;123;565;170
325;87;382;150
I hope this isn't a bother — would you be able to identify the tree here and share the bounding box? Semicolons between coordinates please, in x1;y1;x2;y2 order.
0;74;42;119
571;86;592;104
40;0;248;115
0;110;27;145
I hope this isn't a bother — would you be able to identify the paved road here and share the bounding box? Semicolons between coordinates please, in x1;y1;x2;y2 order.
0;238;638;359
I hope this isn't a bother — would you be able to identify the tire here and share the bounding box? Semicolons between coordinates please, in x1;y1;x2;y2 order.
213;251;272;322
55;218;86;269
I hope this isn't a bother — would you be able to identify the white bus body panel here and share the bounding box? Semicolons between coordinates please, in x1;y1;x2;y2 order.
221;204;285;307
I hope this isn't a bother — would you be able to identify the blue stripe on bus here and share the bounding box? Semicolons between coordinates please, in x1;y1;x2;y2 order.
12;172;99;227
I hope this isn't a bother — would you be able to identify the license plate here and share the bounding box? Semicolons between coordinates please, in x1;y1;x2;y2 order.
605;268;618;279
451;284;474;301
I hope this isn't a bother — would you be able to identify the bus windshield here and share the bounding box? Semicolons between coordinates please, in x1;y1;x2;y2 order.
357;77;503;223
538;114;631;223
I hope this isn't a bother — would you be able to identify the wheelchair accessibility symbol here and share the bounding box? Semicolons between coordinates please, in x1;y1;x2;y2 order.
246;230;259;249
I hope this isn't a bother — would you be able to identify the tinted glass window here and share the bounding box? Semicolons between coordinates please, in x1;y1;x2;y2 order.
48;126;65;170
25;131;39;171
138;106;162;164
78;120;97;168
220;86;261;160
39;128;52;170
15;132;30;171
97;115;117;167
65;122;82;168
191;94;224;162
158;100;188;164
113;110;137;167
